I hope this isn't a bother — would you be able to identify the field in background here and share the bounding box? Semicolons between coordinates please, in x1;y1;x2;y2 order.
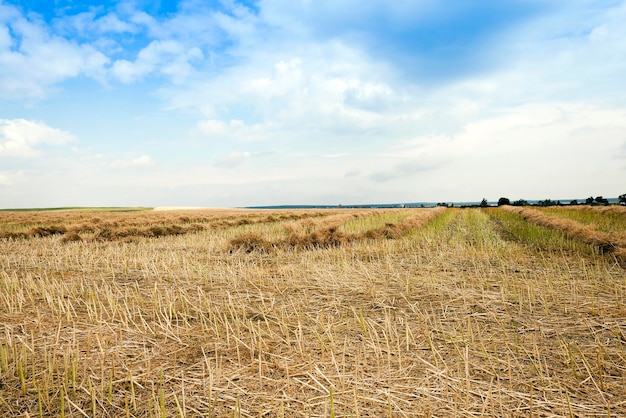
1;206;626;417
0;207;154;213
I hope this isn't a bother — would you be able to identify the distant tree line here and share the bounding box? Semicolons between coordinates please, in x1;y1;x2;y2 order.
419;194;625;209
454;194;626;208
490;194;626;207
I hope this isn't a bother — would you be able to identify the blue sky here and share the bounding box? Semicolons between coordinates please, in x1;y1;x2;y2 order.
1;0;625;208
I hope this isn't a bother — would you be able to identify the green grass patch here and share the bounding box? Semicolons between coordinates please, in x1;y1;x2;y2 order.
488;208;593;255
535;207;626;234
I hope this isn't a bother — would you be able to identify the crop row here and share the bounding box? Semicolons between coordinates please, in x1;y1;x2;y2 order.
0;210;332;242
534;205;626;234
494;206;626;266
228;207;447;252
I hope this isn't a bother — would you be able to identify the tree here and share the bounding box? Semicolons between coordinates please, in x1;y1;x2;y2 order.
585;196;594;205
619;193;626;205
512;199;528;206
480;198;488;207
538;199;556;207
569;199;578;205
497;197;511;206
595;196;609;205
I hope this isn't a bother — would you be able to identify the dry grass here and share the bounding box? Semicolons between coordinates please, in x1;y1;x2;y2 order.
0;209;331;243
227;208;448;252
1;207;625;417
499;205;626;265
534;205;626;234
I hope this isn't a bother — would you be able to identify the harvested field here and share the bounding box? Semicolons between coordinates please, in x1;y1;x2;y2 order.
1;207;625;417
534;206;626;234
497;205;626;265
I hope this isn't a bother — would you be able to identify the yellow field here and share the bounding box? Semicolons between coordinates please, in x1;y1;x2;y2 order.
1;207;625;417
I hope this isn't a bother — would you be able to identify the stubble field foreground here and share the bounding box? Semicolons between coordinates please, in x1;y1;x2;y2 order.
1;206;626;417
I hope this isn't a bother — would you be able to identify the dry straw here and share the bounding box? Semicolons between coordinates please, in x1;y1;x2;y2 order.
500;205;626;265
0;207;625;416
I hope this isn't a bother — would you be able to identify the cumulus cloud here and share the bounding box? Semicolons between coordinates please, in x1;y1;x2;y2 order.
343;82;394;113
1;1;626;207
0;119;76;158
112;40;203;83
389;102;626;200
0;4;109;98
56;11;139;37
179;44;416;149
111;155;154;169
255;0;545;83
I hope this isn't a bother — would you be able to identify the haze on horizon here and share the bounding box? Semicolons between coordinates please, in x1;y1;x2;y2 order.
1;0;625;208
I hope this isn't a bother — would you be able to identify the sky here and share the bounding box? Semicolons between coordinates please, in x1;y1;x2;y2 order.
1;0;625;208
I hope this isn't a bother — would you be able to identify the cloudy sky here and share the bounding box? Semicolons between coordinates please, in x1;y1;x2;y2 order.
1;0;625;208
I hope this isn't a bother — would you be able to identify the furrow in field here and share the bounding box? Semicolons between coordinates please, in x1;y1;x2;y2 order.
227;207;447;253
0;209;332;242
404;207;626;416
533;205;626;234
497;205;626;266
359;207;448;240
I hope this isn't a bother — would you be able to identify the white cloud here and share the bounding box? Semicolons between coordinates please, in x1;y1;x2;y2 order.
0;4;109;98
0;119;77;158
172;41;413;149
389;102;626;200
344;82;394;112
112;39;203;83
95;12;138;34
111;155;155;169
1;1;626;207
57;11;139;37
